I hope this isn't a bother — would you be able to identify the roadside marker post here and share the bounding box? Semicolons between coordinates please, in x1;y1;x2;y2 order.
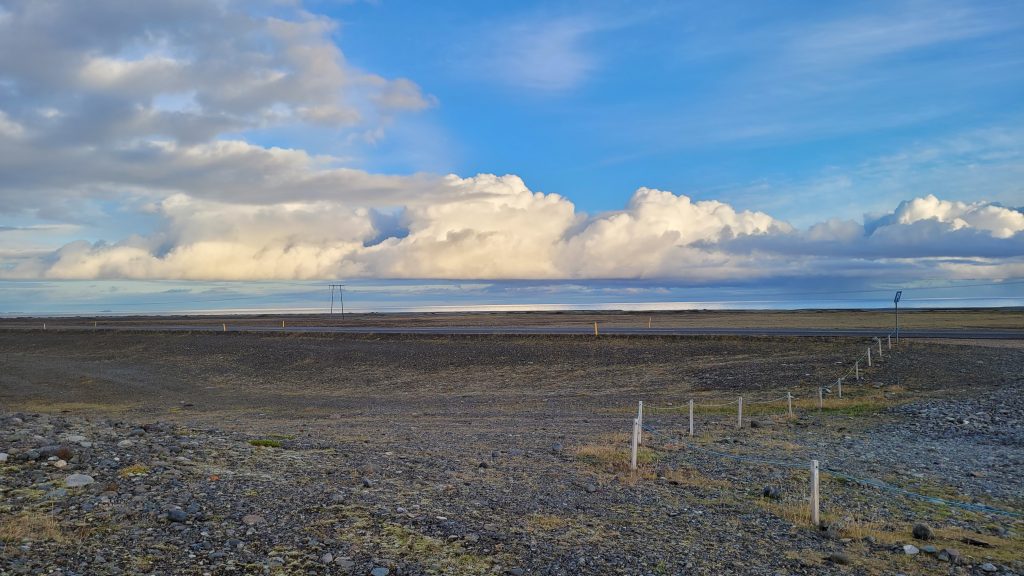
42;322;46;331
867;347;872;367
737;396;743;429
689;399;694;436
281;320;285;329
887;334;891;350
222;323;227;332
594;322;599;336
630;418;639;471
810;460;820;526
787;392;793;416
878;338;883;358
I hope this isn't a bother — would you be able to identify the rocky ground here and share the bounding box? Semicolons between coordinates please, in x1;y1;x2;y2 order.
0;331;1022;575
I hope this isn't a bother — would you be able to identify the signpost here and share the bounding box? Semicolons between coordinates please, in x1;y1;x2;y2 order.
894;290;902;344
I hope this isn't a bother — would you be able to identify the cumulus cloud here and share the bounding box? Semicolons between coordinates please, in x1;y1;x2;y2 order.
0;1;1021;285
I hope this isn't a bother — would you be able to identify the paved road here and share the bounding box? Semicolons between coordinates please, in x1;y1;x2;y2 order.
3;324;1022;339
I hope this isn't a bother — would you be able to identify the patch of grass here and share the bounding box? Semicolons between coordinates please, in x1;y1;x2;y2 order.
118;463;150;477
267;433;295;440
248;439;283;448
525;513;570;531
574;441;658;473
0;512;64;543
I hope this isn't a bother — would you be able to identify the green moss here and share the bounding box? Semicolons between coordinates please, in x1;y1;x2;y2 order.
249;439;283;448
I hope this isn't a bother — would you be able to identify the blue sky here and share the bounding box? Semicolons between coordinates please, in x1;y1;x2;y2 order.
0;0;1022;314
315;0;1024;222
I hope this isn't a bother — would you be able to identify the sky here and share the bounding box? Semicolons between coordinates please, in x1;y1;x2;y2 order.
0;0;1022;314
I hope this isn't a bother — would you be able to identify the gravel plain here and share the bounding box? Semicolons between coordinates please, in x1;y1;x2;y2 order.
1;329;1021;575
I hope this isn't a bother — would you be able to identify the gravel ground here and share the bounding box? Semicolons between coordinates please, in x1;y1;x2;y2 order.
1;331;1021;575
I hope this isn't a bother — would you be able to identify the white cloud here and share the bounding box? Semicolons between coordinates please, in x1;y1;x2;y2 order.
469;16;601;92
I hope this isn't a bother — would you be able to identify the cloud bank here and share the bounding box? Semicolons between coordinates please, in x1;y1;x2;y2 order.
0;0;1021;284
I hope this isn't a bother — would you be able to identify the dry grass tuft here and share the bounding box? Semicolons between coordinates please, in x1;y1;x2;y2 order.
0;512;65;543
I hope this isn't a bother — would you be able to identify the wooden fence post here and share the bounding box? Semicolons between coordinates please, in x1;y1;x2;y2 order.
787;392;793;416
737;396;743;429
630;418;639;471
818;387;823;410
594;322;599;336
810;460;820;526
637;401;643;446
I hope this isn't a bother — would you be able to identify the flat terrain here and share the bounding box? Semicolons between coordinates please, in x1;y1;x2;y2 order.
3;307;1024;332
1;328;1022;575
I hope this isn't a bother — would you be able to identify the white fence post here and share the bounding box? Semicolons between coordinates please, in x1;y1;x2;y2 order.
855;360;860;381
689;399;694;437
637;400;644;446
222;323;227;332
887;334;891;350
878;337;883;358
818;387;823;410
837;378;842;399
737;396;743;429
630;418;639;471
867;347;872;367
810;460;820;526
787;392;793;416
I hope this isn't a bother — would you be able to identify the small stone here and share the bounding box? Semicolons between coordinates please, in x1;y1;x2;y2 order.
242;514;266;526
464;533;479;543
584;484;597;493
937;548;960;563
509;569;525;576
117;439;134;448
921;545;937;554
902;544;919;555
53;459;68;469
166;508;188;522
912;523;933;540
362;477;374;488
65;473;95;488
478;461;489;469
550;442;563;454
979;563;997;573
335;558;355;570
762;486;781;500
370;568;390;576
828;552;850;565
321;553;333;564
749;420;761;428
0;453;8;463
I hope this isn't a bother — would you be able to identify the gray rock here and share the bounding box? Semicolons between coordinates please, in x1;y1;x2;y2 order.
828;552;850;565
361;477;374;488
509;569;526;576
902;544;919;555
921;545;937;554
370;568;390;576
0;452;7;462
321;553;333;564
242;514;265;526
166;508;188;522
335;558;355;570
65;473;95;488
550;442;563;454
979;563;997;573
912;522;933;540
584;484;597;493
762;485;781;499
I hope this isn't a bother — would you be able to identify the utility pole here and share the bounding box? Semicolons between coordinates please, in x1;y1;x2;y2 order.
328;284;346;317
894;290;902;344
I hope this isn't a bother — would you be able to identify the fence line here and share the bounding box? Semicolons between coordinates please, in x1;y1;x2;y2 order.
627;331;1024;522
